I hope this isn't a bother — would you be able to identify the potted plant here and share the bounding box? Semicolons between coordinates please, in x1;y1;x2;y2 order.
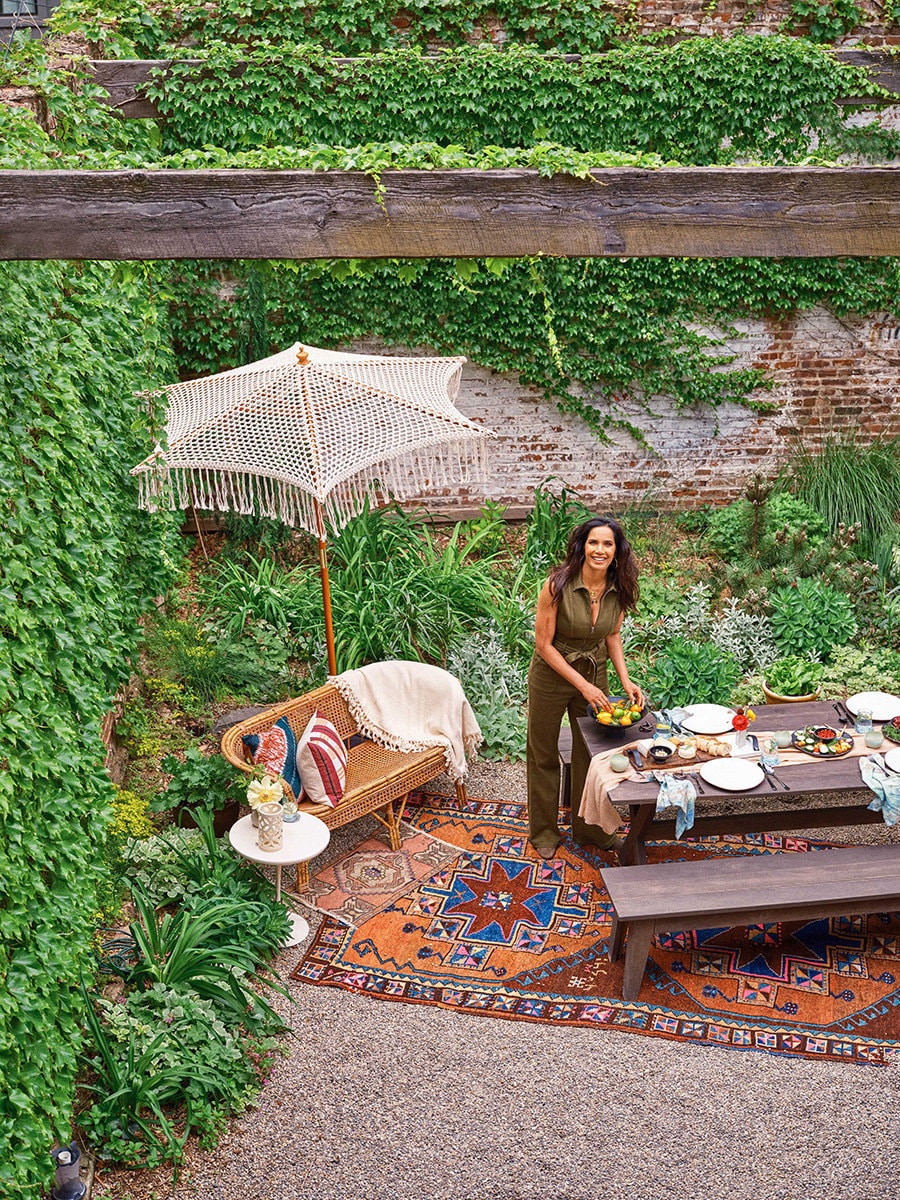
151;747;246;836
762;656;824;704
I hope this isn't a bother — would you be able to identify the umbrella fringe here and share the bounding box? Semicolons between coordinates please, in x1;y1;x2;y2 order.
134;437;489;538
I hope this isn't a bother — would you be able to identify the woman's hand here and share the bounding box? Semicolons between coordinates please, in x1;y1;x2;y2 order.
583;684;612;712
623;681;645;708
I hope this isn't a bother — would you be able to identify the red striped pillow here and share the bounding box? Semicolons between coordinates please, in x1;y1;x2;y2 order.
296;712;348;808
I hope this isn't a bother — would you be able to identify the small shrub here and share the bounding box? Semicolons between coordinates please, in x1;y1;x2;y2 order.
769;577;856;659
818;643;900;699
145;616;286;701
644;636;742;708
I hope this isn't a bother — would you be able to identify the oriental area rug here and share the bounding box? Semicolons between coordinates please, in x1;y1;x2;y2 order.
292;792;900;1066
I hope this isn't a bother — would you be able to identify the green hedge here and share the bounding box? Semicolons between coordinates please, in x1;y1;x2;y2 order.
0;259;181;1195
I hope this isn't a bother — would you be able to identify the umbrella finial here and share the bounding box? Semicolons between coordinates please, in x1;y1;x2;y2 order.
296;346;310;365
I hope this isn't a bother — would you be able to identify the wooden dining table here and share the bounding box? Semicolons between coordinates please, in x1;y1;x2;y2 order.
576;701;891;866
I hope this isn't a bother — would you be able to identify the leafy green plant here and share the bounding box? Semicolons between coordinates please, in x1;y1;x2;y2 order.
309;502;502;669
644;636;742;708
769;577;856;659
78;983;209;1171
126;886;287;1029
153;747;247;818
763;655;825;698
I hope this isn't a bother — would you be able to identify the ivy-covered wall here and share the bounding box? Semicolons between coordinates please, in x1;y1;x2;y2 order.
0;257;181;1194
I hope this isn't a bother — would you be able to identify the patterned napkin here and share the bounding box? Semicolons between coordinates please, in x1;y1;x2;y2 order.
858;757;900;826
655;773;698;839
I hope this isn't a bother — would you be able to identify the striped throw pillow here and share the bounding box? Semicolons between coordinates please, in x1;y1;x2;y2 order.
296;712;348;808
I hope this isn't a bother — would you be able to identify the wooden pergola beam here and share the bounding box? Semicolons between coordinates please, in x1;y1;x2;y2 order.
87;49;900;119
2;166;900;260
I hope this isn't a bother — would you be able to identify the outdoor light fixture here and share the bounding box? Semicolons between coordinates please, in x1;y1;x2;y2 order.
50;1143;86;1200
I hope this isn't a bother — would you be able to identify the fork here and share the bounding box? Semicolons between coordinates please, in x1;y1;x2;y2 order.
687;771;706;794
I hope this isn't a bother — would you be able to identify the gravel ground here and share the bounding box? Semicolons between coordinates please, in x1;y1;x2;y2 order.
90;760;900;1200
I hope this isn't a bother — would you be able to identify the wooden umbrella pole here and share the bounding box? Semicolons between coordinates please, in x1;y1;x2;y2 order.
314;500;338;676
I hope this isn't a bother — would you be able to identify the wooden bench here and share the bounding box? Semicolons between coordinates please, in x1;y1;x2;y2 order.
220;682;466;888
602;845;900;1000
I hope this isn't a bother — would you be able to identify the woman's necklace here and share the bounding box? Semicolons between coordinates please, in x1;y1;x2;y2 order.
589;586;605;604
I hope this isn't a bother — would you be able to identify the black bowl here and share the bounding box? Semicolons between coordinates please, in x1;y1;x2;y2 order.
648;742;676;764
585;697;648;735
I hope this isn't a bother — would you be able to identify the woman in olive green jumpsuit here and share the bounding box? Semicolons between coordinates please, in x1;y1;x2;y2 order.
527;517;643;859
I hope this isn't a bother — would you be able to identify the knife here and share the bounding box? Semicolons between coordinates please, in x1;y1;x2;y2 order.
628;746;644;770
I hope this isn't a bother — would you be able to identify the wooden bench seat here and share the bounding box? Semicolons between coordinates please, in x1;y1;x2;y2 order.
602;845;900;1000
220;682;465;888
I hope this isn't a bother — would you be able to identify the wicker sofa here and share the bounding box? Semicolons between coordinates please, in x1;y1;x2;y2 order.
220;682;466;888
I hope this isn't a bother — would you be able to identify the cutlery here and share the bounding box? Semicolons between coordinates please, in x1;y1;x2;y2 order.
761;762;790;791
687;771;706;795
749;734;759;752
761;767;778;791
868;753;890;774
628;746;644;770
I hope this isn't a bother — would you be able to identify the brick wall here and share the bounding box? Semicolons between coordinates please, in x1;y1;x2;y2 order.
356;308;900;515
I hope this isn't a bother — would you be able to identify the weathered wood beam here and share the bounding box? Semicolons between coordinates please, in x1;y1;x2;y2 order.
86;49;900;119
2;167;900;260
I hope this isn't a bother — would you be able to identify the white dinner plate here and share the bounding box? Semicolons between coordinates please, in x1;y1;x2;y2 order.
699;759;765;792
846;692;900;722
680;703;736;735
884;748;900;773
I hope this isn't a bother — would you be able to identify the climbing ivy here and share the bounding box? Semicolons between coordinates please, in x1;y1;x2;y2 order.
132;38;885;165
0;91;182;1192
164;254;900;439
0;255;182;1193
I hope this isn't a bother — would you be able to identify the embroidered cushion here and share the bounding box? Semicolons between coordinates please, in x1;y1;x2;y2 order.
296;712;348;808
241;716;302;799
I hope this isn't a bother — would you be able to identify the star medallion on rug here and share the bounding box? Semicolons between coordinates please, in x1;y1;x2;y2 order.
292;793;900;1066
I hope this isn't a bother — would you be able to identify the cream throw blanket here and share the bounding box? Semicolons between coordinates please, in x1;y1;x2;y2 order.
329;660;483;782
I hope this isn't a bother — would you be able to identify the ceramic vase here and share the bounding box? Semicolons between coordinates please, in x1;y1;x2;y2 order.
257;801;284;852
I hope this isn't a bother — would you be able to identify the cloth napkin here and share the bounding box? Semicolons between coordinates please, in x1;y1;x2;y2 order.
655;774;698;839
858;757;900;826
579;740;648;834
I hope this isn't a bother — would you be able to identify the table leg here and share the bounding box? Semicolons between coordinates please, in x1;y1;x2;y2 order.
619;802;655;866
622;921;653;1001
275;864;282;903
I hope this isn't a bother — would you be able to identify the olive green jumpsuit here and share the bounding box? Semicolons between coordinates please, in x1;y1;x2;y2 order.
527;573;623;852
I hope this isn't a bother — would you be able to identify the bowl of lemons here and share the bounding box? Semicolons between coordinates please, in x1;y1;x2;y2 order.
587;697;646;734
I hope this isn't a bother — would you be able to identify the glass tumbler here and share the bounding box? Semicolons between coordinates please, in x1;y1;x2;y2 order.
760;737;780;771
855;708;874;735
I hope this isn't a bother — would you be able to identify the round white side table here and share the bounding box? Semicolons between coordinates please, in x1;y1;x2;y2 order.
229;812;330;947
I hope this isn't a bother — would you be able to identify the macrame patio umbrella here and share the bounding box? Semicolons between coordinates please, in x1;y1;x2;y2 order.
131;343;492;675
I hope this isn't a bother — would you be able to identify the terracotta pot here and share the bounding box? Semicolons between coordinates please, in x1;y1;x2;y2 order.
761;682;821;705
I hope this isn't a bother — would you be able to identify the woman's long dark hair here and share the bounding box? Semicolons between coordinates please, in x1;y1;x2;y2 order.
549;516;640;613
